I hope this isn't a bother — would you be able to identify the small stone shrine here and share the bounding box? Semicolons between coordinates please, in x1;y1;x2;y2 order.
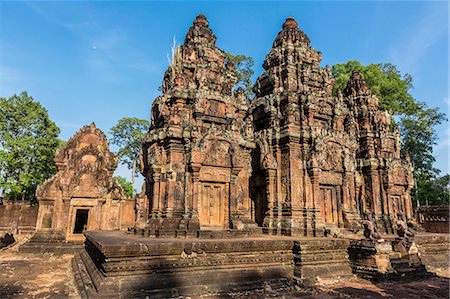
33;123;134;242
139;14;256;234
251;18;414;236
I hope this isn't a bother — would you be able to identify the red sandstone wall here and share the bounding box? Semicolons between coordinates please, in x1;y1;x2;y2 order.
120;200;136;229
0;202;38;232
416;205;449;234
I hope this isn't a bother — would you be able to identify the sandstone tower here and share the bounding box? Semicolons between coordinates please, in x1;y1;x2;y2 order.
140;15;256;233
250;18;414;236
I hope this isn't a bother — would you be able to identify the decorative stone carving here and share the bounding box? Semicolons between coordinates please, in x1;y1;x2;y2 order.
362;212;383;242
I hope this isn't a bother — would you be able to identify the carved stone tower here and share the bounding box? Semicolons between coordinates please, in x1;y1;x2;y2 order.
140;15;256;234
251;18;413;236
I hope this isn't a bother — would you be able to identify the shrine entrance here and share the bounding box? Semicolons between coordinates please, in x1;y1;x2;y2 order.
199;183;225;228
320;186;340;225
73;209;89;234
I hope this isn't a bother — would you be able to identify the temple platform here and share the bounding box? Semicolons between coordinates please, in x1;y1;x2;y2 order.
72;230;353;298
72;230;449;298
19;231;84;254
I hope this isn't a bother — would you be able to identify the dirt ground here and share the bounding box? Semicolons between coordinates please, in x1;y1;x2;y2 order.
0;241;78;299
1;241;449;299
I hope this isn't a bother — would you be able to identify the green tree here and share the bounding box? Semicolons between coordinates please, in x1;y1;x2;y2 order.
115;176;134;198
400;102;445;180
224;52;254;96
109;117;150;188
0;92;60;203
416;174;450;206
332;60;416;114
332;61;447;206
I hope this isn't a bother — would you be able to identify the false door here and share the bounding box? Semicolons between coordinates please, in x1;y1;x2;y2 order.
320;186;339;225
199;183;225;228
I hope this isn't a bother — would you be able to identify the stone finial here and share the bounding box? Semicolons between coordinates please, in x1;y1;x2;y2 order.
283;17;298;29
184;14;216;46
193;14;209;26
272;17;310;48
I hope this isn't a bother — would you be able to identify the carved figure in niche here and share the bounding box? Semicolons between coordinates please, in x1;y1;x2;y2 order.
196;68;208;89
243;115;254;139
289;105;300;124
147;145;162;166
345;114;358;137
362;212;384;242
235;87;246;106
343;148;355;172
258;131;276;170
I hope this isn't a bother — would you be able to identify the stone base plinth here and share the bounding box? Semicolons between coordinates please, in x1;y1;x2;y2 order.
294;238;353;286
72;231;356;298
73;231;295;298
19;231;84;254
348;239;394;280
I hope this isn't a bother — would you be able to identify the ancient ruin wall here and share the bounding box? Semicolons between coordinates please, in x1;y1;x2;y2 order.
0;202;38;233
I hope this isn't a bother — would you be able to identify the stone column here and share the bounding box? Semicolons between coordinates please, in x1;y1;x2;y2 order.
191;165;201;219
309;166;322;237
151;170;161;217
229;170;239;218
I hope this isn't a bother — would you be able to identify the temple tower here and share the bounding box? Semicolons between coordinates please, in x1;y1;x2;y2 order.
251;18;414;236
344;71;415;233
140;15;256;233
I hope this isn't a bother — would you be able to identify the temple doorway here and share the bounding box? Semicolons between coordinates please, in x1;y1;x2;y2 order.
73;209;89;234
199;183;225;228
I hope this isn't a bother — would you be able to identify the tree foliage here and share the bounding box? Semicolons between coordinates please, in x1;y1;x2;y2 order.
224;52;254;96
0;92;60;203
109;117;150;186
115;176;134;198
332;61;447;206
332;60;416;114
416;174;450;206
400;103;445;180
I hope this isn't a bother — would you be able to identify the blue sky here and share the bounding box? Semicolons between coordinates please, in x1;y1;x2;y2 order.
0;1;448;186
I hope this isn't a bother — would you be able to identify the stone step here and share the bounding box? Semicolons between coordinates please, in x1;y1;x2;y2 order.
72;253;98;299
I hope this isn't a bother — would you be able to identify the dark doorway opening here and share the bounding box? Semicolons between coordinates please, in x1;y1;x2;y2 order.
250;145;268;226
73;209;89;234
